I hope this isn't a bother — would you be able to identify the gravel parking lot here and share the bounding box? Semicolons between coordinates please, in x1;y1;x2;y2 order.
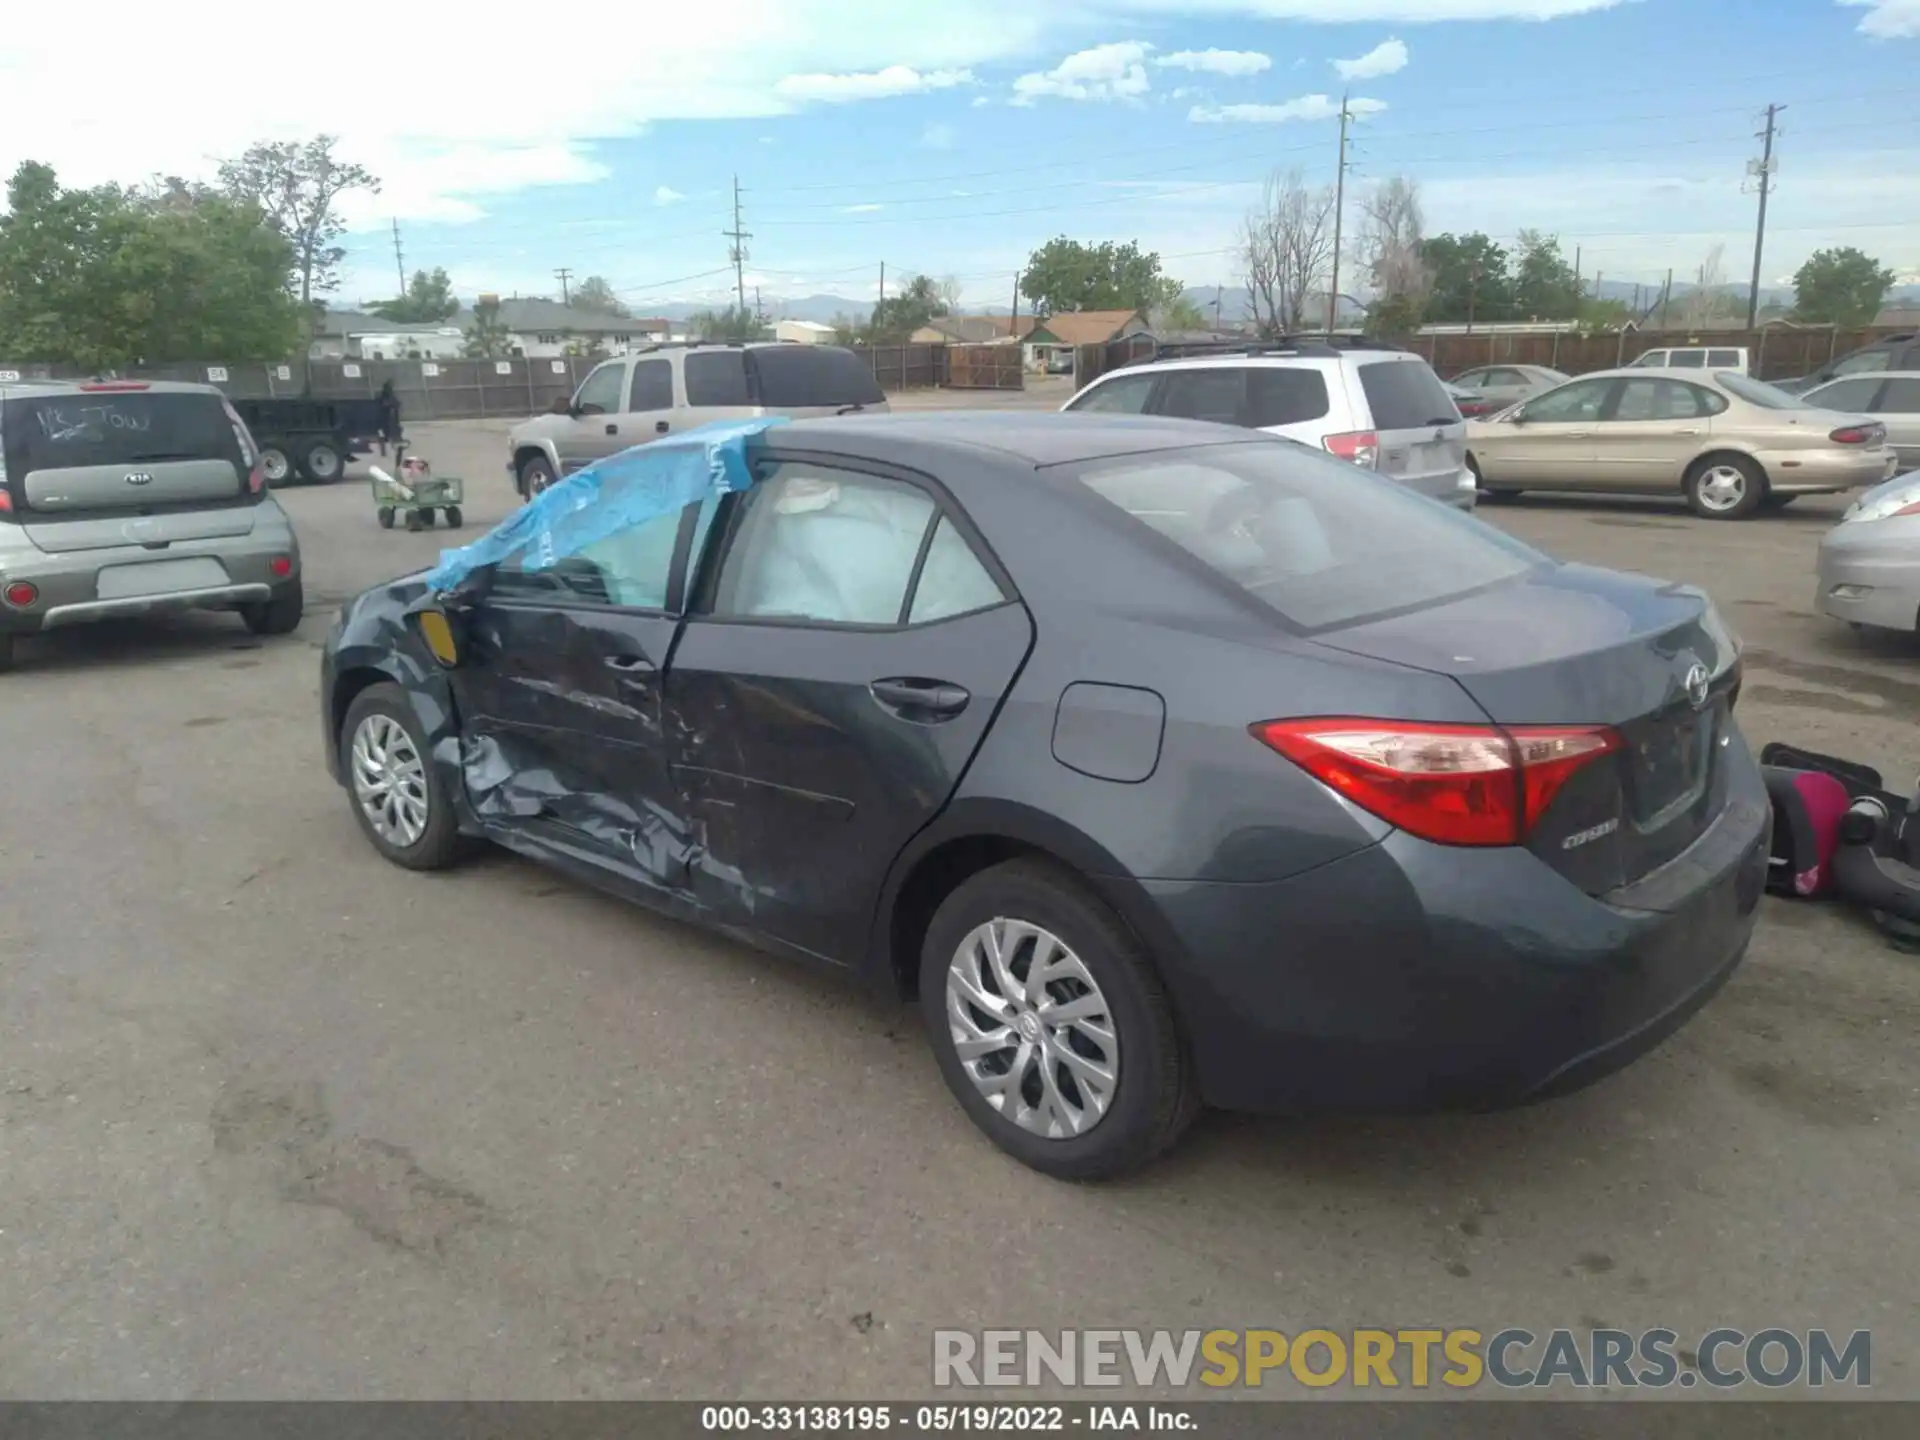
2;393;1917;1403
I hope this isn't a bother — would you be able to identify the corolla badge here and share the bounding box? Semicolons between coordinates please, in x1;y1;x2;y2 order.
1684;662;1712;710
124;471;154;487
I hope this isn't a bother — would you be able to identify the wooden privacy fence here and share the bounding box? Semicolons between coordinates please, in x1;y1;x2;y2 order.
1415;325;1911;382
946;343;1026;390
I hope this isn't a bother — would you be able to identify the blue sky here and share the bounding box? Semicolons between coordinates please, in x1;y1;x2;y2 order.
6;0;1918;312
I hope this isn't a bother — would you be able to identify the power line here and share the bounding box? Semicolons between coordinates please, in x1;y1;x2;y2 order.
1746;102;1785;328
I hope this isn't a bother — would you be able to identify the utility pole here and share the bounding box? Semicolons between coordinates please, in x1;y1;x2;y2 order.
1593;270;1603;306
390;219;406;296
754;285;766;328
553;267;573;304
1466;259;1480;334
1010;271;1021;334
1746;102;1784;329
1326;92;1354;334
724;175;751;315
1661;267;1674;326
878;260;887;312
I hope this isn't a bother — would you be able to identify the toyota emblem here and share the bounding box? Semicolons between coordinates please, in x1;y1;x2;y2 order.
124;471;154;487
1684;662;1712;710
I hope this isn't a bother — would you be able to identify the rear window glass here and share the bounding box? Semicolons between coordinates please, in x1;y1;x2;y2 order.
1154;368;1245;425
685;351;751;407
1247;368;1331;427
1716;373;1810;410
2;391;244;477
1072;442;1542;633
749;345;885;409
1355;360;1457;431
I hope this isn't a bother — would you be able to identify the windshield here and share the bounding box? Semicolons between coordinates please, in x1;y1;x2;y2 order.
1714;373;1810;410
1071;441;1544;633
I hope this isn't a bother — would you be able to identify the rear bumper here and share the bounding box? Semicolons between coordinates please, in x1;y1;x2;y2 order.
1816;519;1920;632
1763;446;1899;495
0;524;299;636
1137;752;1770;1114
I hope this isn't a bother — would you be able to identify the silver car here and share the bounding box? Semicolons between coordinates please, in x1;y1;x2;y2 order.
1447;363;1568;408
0;380;303;672
507;342;890;498
1800;372;1920;470
1816;470;1920;635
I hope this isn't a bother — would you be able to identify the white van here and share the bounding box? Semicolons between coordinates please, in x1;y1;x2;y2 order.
1629;346;1750;375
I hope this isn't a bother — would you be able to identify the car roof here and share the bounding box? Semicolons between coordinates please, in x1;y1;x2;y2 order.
767;410;1268;470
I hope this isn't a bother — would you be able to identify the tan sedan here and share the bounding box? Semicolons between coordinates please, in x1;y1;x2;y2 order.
1465;367;1899;519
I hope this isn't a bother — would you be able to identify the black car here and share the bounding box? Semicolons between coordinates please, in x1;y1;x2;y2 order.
1774;332;1920;395
320;413;1768;1178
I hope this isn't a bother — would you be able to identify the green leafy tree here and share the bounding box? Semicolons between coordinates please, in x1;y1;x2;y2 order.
217;135;377;310
1020;238;1182;317
1363;293;1426;338
570;275;631;317
462;296;514;358
370;267;459;323
1792;247;1897;327
688;304;766;342
1509;230;1583;321
0;161;299;367
1157;295;1208;332
870;273;949;340
1420;233;1512;325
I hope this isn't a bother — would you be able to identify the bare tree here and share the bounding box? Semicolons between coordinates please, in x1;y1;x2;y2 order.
1684;243;1730;328
935;274;965;314
1357;175;1431;322
1239;169;1336;336
216;135;377;310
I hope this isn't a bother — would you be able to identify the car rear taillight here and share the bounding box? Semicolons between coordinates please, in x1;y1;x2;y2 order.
0;490;11;514
4;580;38;607
270;555;293;577
1829;424;1884;446
1251;718;1621;847
246;463;266;494
1323;430;1380;468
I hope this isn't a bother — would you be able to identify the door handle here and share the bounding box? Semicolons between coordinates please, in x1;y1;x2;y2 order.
870;677;969;717
655;420;670;434
1674;428;1702;436
1563;430;1590;438
604;653;655;675
605;422;619;435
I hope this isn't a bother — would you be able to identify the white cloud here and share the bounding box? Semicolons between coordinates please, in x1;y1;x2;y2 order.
1841;0;1920;37
842;203;886;213
1012;42;1155;104
654;185;686;206
922;122;957;149
774;65;974;104
1112;0;1621;17
1333;38;1409;79
971;95;994;107
1154;48;1272;75
1189;94;1387;122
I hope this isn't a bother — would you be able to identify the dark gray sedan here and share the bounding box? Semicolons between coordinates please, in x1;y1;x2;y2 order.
320;413;1768;1179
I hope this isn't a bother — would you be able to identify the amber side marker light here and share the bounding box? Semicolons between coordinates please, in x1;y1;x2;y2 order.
415;608;462;667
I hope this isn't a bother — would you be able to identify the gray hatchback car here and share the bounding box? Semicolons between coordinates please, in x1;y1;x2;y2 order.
0;380;304;671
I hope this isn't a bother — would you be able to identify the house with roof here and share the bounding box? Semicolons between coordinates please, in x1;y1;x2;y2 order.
1017;310;1151;371
775;318;837;345
910;314;1024;345
454;299;677;358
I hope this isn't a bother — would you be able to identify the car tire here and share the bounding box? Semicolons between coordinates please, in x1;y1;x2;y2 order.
1684;453;1767;519
259;445;294;486
241;582;304;636
339;682;463;871
301;440;344;484
377;506;396;529
518;454;556;500
445;506;464;529
919;858;1199;1180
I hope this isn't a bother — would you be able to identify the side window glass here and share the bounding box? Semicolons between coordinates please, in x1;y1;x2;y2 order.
1668;351;1705;368
909;516;1007;624
493;494;717;609
1834;349;1892;376
1069;374;1156;414
1808;378;1880;412
1152;368;1247;426
1875;378;1920;413
574;362;625;415
629;359;673;411
1522;380;1610;422
711;466;935;625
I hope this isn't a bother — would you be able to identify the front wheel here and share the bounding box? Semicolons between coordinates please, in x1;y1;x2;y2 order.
241;582;303;636
259;445;293;486
339;683;464;870
920;859;1199;1180
517;454;556;500
301;439;344;483
444;505;464;529
1685;454;1766;519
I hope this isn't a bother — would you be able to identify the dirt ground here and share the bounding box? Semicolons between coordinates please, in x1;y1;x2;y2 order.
1;394;1915;1405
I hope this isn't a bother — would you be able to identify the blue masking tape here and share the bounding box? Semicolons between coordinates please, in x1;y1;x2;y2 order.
423;415;790;593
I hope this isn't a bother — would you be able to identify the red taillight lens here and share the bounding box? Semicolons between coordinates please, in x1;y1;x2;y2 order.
247;464;265;494
1252;718;1621;847
0;490;11;513
4;580;38;607
1829;425;1882;445
1323;430;1380;468
269;555;293;577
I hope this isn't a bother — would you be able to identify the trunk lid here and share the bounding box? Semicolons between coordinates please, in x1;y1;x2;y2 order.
1314;562;1741;895
1351;356;1469;504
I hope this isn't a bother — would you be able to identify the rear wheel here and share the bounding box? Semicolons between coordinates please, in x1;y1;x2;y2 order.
339;683;463;870
1685;454;1766;519
444;505;464;528
241;582;304;636
919;858;1198;1180
377;506;395;529
301;439;344;484
517;454;556;500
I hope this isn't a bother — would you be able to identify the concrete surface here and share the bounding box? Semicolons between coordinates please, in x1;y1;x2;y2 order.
1;407;1916;1402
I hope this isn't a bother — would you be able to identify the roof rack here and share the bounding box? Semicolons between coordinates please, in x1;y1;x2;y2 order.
1146;334;1408;363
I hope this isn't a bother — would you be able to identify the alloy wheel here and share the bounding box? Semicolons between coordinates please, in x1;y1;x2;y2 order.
945;918;1120;1139
350;713;429;848
1695;464;1749;513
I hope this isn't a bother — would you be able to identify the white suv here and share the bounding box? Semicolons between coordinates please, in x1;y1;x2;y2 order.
1062;341;1476;509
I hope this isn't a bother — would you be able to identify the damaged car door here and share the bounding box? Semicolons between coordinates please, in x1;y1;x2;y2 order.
449;495;720;894
664;456;1033;964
